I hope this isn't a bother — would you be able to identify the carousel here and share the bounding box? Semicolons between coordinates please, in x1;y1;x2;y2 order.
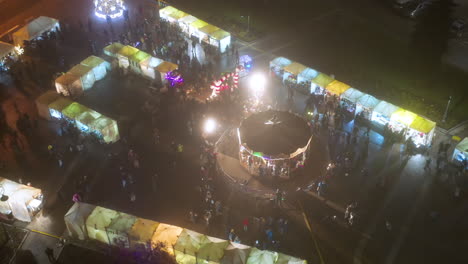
238;110;312;179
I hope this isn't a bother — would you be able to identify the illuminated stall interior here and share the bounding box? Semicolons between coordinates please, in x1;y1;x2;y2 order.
269;57;292;78
389;108;417;133
371;101;399;127
340;88;364;116
48;97;73;119
298;68;319;92
0;177;43;222
452;138;468;168
311;72;334;95
65;203;307;263
282;62;307;84
407;115;436;147
238;110;312;179
355;94;381;120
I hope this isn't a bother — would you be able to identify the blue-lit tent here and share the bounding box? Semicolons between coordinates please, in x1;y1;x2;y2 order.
269;57;292;78
297;68;319;83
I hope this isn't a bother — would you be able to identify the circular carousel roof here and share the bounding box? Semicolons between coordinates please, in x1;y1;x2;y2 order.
239;110;312;157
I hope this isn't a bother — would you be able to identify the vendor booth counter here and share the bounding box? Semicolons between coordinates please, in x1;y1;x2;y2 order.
64;203;307;264
0;177;43;222
159;6;232;53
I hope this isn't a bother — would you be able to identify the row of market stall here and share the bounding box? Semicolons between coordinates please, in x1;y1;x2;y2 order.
0;177;43;222
55;55;111;97
159;6;232;53
35;90;120;143
103;42;179;83
270;57;437;147
65;202;306;264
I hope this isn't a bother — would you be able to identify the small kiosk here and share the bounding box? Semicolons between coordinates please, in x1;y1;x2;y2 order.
0;177;43;222
452;138;468;168
355;93;381;120
407;115;436;147
340;88;365;116
103;42;124;58
12;16;60;46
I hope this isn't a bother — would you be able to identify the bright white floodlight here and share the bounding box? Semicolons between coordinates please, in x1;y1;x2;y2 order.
249;73;266;98
204;118;217;134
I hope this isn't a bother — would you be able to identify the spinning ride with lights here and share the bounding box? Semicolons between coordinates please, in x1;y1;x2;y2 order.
94;0;126;19
238;110;312;179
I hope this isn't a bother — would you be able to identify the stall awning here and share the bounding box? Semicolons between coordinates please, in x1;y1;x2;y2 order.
48;97;73;112
357;94;381;109
199;24;220;35
270;57;292;68
190;19;209;29
373;101;399;118
0;41;15;59
129;50;151;63
283;62;307;76
62;102;91;119
325;80;350;96
103;43;124;57
298;68;319;82
341;88;364;103
211;29;231;41
129;218;159;246
80;56;107;68
311;73;334;88
117;45;139;57
391;108;417;126
156;61;178;73
409;116;436;134
13;16;59;45
178;15;198;25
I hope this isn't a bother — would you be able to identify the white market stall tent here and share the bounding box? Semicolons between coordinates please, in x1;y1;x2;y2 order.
90;116;120;143
117;45;140;69
356;93;381;120
371;101;399;127
221;242;251;264
246;248;278;264
408;115;436;147
35;90;60;120
270;57;292;78
0;177;43;222
178;15;198;35
13;16;60;46
159;5;188;23
103;42;124;58
297;67;319;84
140;56;164;80
156;61;179;83
80;56;111;81
128;50;152;74
340;88;365;115
64;202;96;240
452;137;468;167
68;64;96;91
75;109;102;132
48;97;74;119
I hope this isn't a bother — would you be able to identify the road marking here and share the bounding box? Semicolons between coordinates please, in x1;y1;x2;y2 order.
30;229;62;239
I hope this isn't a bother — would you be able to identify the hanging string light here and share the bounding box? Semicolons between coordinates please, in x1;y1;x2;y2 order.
94;0;126;19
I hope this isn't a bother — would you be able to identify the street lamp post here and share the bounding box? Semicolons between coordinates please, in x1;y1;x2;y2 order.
442;96;452;123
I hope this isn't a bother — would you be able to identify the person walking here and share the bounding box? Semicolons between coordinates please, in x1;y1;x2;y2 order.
243;217;249;232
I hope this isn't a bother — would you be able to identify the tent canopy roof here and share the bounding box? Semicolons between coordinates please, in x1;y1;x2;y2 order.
75;110;101;126
0;41;15;58
152;223;183;250
90;116;116;130
357;94;381;109
409;116;436;134
117;45;139;57
0;177;41;197
56;73;80;85
174;229;206;255
69;64;93;77
311;73;334;87
270;57;292;68
341;88;365;103
190;19;209;29
391;108;417;126
283;62;307;76
373;101;399;117
160;6;188;20
178;15;198;24
298;68;319;81
130;50;151;63
62;102;91;119
198;236;229;261
108;212;137;233
159;6;179;16
277;253;307;264
247;248;278;264
14;16;58;42
199;24;220;35
325;80;351;95
86;206;119;230
456;137;468;153
140;56;164;68
48;97;73;111
156;61;178;73
104;43;124;55
129;218;159;244
81;56;107;68
36;90;60;105
211;29;231;40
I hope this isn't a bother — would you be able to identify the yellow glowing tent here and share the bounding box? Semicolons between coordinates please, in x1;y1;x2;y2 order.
174;229;206;256
246;248;278;264
198;236;229;263
129;218;159;249
391;109;417;127
311;73;334;88
103;42;124;57
90;116;120;143
190;19;209;30
48;97;73;119
410;116;436;134
283;62;308;76
326;80;351;96
151;223;183;254
61;102;91;120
